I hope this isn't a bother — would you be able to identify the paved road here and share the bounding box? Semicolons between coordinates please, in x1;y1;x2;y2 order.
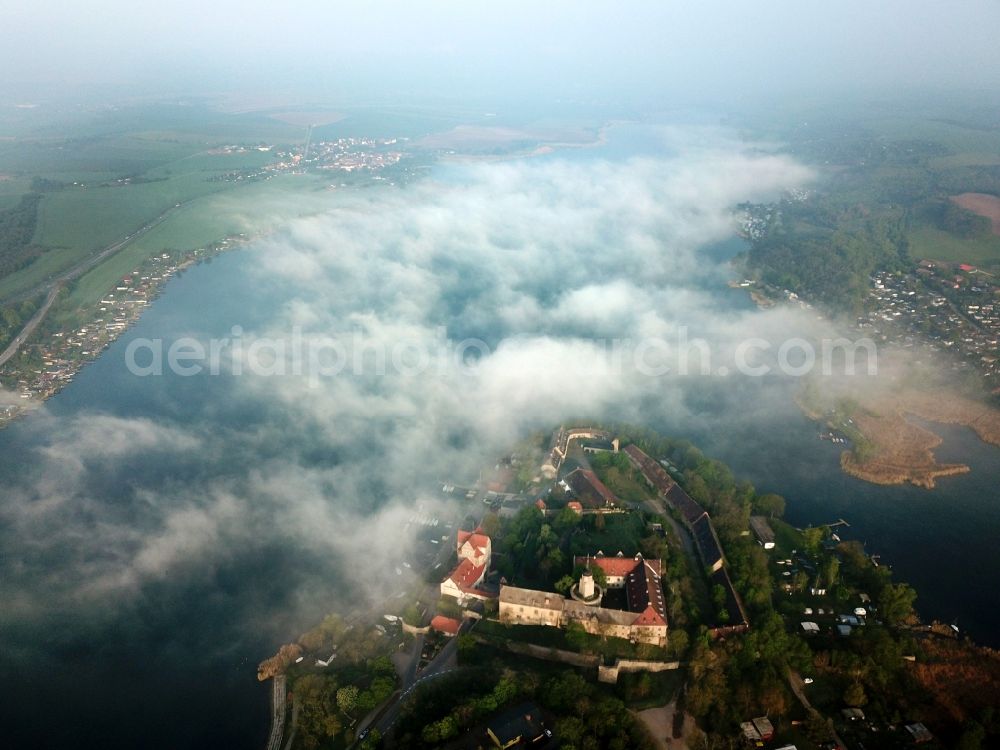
353;619;472;744
373;665;461;737
0;284;61;367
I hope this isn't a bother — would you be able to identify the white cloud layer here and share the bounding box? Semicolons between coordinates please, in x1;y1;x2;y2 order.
2;128;832;643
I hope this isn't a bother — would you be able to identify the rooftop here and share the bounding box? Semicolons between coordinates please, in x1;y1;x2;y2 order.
500;585;564;611
564;467;618;507
487;701;548;748
623;444;675;494
666;484;708;526
692;515;724;567
430;615;461;636
449;558;486;588
457;528;490;554
574;554;667;626
749;515;776;544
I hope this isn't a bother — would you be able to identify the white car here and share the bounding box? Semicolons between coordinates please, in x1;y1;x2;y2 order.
803;677;814;685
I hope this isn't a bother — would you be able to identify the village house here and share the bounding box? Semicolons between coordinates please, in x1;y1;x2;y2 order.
440;528;495;604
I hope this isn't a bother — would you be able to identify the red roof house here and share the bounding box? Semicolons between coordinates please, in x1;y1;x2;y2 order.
430;615;461;636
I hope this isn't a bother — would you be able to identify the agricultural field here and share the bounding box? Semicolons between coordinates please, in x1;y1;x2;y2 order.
0;102;313;302
907;225;1000;265
57;173;334;316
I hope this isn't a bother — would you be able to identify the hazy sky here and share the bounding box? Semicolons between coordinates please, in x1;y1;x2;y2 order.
4;0;1000;103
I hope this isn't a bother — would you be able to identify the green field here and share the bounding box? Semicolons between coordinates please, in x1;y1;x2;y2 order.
57;173;334;316
907;225;1000;265
0;175;225;300
0;100;314;300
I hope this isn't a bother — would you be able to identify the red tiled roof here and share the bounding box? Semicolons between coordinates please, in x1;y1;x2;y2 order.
633;604;667;627
535;499;547;510
577;554;641;578
574;555;668;626
457;529;490;553
430;615;461;635
449;558;486;588
567;501;583;513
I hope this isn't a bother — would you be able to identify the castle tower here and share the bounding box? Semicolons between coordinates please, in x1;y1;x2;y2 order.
579;570;595;600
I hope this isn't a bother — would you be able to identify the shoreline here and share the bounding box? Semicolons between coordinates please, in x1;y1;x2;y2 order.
795;388;1000;489
0;233;259;429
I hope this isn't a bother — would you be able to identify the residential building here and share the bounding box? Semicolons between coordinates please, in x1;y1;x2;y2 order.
440;528;495;603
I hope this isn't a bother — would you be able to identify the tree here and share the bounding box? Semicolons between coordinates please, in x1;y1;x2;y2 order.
295;674;341;749
479;513;501;537
553;507;581;534
588;564;608;589
956;721;985;750
540;547;564;575
555;574;576;595
760;677;789;717
802;527;825;556
823;557;840;588
756;493;786;518
358;728;381;750
555;716;586;746
336;685;358;715
667;629;689;658
457;633;477;660
844;681;867;707
805;712;836;746
257;643;303;681
543;671;592;712
565;620;589;652
879;582;917;626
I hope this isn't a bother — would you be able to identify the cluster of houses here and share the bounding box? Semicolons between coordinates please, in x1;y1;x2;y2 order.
863;265;1000;385
211;137;404;184
1;247;220;420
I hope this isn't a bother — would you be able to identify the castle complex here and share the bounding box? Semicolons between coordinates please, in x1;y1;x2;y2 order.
499;553;668;646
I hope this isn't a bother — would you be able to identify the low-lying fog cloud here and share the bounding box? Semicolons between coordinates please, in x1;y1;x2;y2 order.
2;127;840;650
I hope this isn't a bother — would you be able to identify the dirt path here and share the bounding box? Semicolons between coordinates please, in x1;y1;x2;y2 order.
636;701;693;750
